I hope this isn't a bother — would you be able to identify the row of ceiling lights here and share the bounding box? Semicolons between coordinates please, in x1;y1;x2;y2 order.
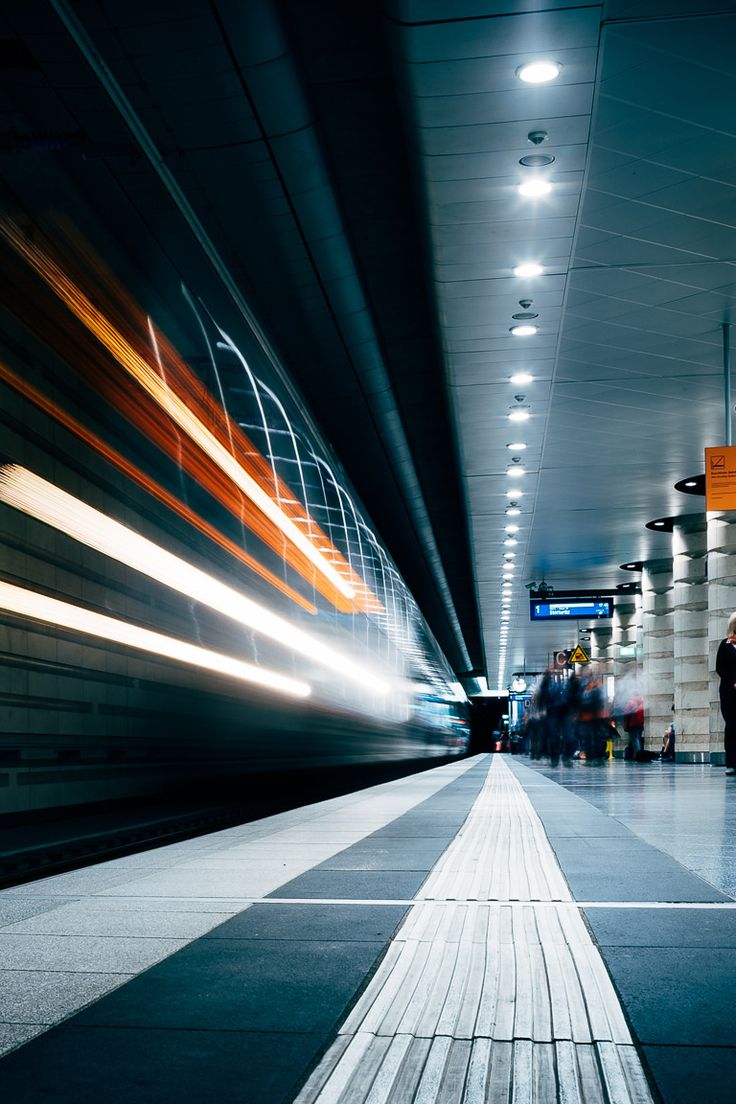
497;57;563;688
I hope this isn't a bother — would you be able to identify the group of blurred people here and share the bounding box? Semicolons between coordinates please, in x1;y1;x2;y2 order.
520;671;674;766
521;671;613;766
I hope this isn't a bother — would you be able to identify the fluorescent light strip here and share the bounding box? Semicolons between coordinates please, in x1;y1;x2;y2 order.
0;580;309;699
0;465;387;693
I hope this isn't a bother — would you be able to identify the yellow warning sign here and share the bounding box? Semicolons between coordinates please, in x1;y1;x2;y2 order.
568;644;590;664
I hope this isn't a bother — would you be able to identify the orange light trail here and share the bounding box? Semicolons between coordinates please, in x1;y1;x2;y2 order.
0;359;318;615
0;217;381;615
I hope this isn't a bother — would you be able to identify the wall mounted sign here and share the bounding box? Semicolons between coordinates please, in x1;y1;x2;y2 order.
705;446;736;510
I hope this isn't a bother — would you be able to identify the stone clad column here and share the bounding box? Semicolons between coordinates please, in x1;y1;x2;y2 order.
640;559;674;752
611;592;641;732
708;510;736;764
590;624;613;678
672;517;708;761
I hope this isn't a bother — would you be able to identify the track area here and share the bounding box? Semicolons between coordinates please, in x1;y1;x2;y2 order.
0;756;460;890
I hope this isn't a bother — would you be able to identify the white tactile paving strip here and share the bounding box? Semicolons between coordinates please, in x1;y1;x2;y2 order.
0;756;479;1056
295;757;654;1104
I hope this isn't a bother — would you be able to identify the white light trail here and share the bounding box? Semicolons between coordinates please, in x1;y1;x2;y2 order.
0;465;388;693
0;580;309;698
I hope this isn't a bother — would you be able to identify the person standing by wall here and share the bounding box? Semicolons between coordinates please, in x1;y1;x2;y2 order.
715;613;736;776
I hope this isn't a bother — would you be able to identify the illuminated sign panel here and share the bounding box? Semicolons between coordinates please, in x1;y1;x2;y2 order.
530;597;613;621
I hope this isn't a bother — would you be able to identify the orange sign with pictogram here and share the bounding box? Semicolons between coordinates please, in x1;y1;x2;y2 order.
705;446;736;510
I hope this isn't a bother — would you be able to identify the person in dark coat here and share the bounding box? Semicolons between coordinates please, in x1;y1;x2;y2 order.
715;612;736;775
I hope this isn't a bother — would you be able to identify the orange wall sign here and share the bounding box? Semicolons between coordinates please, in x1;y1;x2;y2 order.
705;446;736;510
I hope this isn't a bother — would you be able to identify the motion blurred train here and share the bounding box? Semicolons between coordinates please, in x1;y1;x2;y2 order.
0;213;468;817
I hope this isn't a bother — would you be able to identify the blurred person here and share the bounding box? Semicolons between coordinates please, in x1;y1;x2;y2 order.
716;613;736;775
578;672;608;762
623;690;646;762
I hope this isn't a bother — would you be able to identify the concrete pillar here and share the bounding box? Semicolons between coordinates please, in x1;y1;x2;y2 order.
708;510;736;764
590;624;613;669
640;559;674;751
589;624;614;702
672;516;708;761
611;593;641;727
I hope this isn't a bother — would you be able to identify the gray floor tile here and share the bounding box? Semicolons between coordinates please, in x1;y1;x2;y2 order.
0;1024;48;1059
78;896;252;914
0;900;72;928
4;905;230;940
0;934;188;973
0;971;132;1024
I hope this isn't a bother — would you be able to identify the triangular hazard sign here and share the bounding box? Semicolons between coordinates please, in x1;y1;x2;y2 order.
568;644;590;664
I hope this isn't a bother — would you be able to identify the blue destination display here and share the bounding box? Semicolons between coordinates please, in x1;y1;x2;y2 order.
530;597;613;621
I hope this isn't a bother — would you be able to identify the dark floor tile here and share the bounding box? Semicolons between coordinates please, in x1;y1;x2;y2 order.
320;845;446;871
543;820;634;838
206;902;408;942
368;825;458;839
643;1045;736;1104
598;946;736;1045
0;1024;321;1104
562;871;727;902
272;869;427;899
586;907;736;948
75;937;385;1032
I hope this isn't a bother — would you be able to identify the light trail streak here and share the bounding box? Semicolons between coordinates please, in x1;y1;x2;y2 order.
0;580;310;699
0;464;391;694
0;359;318;615
0;217;363;605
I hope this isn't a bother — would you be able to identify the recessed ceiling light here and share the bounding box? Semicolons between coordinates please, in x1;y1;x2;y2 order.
506;489;524;497
517;60;562;84
519;153;555;168
504;538;518;546
684;481;697;487
507;442;527;450
503;573;514;581
654;521;665;527
504;552;516;560
510;373;533;385
508;409;530;421
506;506;521;516
513;263;543;279
506;466;525;477
505;525;519;534
510;325;538;338
518;179;552;198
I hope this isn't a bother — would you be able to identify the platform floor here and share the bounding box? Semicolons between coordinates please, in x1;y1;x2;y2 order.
0;754;734;1103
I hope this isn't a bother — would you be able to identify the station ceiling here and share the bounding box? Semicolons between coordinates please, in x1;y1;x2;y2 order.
3;0;735;686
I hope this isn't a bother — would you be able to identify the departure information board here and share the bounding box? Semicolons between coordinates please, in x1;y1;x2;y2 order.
530;597;613;621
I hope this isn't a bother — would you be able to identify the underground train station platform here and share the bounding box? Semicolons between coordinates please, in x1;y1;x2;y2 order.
0;754;734;1104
